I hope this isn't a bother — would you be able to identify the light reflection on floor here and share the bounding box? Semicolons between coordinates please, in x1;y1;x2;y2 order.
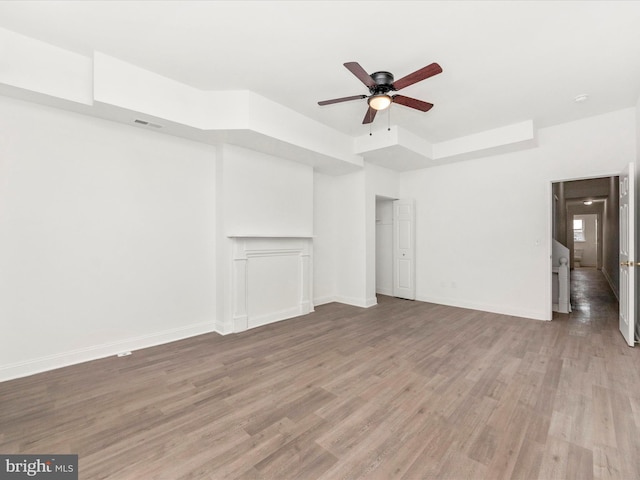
558;267;618;330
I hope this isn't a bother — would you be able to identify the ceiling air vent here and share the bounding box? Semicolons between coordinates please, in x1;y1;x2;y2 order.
134;119;163;128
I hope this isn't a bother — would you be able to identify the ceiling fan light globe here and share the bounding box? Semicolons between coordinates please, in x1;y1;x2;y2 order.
368;94;392;111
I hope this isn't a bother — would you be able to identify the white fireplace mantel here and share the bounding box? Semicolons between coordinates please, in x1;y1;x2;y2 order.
227;234;314;238
228;236;313;333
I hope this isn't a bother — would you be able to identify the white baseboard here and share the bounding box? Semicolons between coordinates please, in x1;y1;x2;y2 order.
415;293;550;321
313;295;337;306
315;294;380;309
2;293;552;383
376;287;393;296
334;295;377;308
246;305;312;330
601;267;619;301
215;321;233;335
364;296;378;308
0;320;217;383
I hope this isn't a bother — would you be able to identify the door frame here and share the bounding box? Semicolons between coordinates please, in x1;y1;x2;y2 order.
374;195;417;302
618;163;636;346
548;172;622;321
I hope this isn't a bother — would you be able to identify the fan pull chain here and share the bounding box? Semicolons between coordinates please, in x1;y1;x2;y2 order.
388;105;391;131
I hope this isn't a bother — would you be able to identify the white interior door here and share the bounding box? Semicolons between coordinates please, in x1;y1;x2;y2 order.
619;163;636;346
393;199;415;300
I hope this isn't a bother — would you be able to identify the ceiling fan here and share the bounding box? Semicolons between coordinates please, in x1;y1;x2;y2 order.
318;61;443;124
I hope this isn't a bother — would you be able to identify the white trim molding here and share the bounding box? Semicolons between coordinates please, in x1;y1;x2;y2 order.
0;320;216;382
229;236;314;333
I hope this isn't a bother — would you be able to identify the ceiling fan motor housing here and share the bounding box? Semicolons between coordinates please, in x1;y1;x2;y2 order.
369;71;395;94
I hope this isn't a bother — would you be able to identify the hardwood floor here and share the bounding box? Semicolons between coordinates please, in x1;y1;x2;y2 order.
2;269;639;479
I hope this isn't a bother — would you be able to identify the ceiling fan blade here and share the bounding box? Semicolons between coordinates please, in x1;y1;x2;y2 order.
393;63;442;91
393;95;434;112
318;94;367;106
362;106;377;124
344;62;376;88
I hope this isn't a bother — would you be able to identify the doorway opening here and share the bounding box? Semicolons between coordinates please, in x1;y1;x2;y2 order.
375;196;416;302
551;176;619;316
375;196;395;300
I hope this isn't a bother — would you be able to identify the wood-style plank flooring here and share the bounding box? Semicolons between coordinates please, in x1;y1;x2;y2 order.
2;268;639;479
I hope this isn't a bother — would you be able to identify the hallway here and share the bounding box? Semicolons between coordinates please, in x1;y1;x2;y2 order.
568;267;619;326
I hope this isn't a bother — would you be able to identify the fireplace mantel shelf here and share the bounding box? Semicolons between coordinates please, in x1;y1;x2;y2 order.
227;234;314;238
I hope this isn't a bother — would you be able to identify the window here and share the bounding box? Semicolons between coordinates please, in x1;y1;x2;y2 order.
573;218;585;242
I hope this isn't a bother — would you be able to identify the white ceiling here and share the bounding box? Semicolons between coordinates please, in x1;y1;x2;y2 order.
1;1;640;144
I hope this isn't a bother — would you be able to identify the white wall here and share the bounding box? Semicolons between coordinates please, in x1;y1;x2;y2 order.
221;144;313;237
0;96;217;380
313;173;338;305
313;163;399;308
332;170;368;307
400;108;636;320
